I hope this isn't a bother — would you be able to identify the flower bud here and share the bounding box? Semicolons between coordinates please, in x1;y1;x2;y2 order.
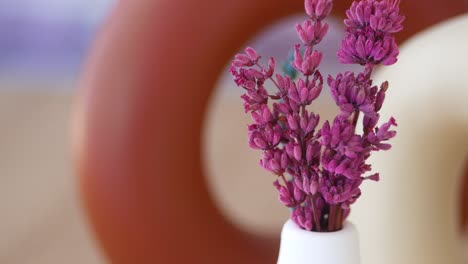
293;145;302;161
233;54;253;67
287;114;299;130
305;0;333;21
245;47;259;61
310;181;319;195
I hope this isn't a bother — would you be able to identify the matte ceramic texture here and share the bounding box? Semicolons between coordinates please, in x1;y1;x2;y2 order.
278;220;360;264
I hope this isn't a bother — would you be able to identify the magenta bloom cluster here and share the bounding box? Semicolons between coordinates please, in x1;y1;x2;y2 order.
338;0;404;65
230;0;404;232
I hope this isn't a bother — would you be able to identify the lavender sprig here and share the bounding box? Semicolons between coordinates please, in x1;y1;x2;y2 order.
230;0;404;232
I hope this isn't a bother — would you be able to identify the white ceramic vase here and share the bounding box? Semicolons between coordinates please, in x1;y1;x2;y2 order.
277;220;361;264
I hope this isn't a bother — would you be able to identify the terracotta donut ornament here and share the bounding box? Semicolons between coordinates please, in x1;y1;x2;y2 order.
73;0;467;263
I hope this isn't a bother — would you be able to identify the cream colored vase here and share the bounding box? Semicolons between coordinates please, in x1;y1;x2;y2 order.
349;14;468;264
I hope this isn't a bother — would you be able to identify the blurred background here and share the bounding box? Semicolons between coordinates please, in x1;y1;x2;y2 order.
0;1;355;262
0;0;112;86
0;0;466;263
0;1;112;263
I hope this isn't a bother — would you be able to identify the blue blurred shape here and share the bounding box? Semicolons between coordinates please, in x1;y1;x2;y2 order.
0;0;114;78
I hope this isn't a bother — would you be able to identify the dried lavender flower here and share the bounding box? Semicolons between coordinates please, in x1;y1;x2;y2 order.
344;0;405;34
337;33;399;65
305;0;334;21
230;0;403;232
328;71;378;118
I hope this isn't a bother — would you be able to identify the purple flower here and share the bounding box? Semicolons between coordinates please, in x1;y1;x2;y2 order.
288;74;323;106
250;105;274;126
294;169;320;195
345;0;405;34
245;47;260;61
292;45;323;76
319;172;362;208
296;20;329;46
299;110;320;136
275;74;293;95
366;117;397;150
274;99;299;116
248;123;282;150
232;54;254;67
274;179;305;207
230;0;402;232
338;0;403;66
305;0;333;21
285;142;303;162
232;47;260;67
292;206;314;231
306;140;321;164
374;81;388;112
292;205;314;231
320;118;373;179
363;113;380;134
328;71;378;117
261;149;290;175
321;148;370;180
239;88;268;112
337;33;399;66
230;67;264;89
321;118;364;158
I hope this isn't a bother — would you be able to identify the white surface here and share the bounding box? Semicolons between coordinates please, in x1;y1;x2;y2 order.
277;220;360;264
350;14;468;264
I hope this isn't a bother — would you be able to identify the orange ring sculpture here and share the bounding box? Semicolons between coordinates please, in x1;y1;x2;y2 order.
74;0;467;263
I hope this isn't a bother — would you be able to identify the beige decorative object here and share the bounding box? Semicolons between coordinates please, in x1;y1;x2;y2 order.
349;14;468;264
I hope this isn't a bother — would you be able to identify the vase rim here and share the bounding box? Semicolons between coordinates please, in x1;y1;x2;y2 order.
283;219;356;237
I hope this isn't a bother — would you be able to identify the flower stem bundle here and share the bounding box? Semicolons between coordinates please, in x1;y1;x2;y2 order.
230;0;404;232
